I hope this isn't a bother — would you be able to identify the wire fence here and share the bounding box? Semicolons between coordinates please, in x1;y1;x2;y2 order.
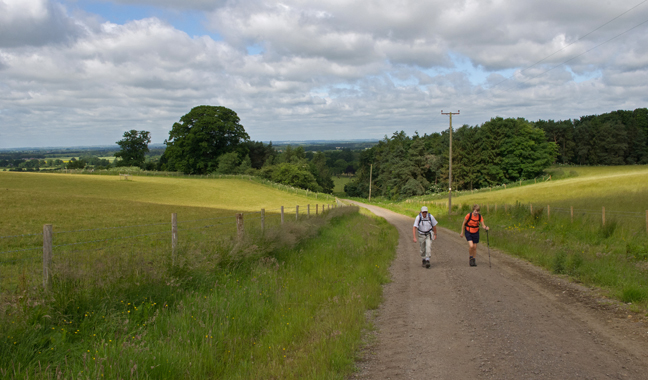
418;200;648;234
0;201;342;293
404;174;556;202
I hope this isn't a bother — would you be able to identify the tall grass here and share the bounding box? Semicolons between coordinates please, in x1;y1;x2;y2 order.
0;206;398;379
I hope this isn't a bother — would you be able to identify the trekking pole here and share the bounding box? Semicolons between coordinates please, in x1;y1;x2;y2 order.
486;229;491;269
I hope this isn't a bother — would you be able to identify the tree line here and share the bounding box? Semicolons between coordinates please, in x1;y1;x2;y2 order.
535;108;648;165
344;107;647;199
346;117;556;199
5;106;645;197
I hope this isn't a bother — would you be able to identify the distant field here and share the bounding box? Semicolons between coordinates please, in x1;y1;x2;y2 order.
450;166;648;212
333;175;352;195
0;172;332;235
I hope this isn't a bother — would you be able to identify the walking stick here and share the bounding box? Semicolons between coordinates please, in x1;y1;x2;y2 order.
486;229;491;269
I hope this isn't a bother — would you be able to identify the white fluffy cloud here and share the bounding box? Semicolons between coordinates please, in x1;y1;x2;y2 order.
0;0;84;47
1;0;648;148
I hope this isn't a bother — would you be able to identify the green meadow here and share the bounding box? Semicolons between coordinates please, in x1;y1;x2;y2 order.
375;165;648;313
332;176;352;196
0;172;398;379
443;166;648;212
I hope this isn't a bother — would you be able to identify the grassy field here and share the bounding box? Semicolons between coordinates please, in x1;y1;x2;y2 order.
0;172;398;378
1;172;339;292
441;166;648;212
332;176;352;196
0;172;335;234
370;166;648;313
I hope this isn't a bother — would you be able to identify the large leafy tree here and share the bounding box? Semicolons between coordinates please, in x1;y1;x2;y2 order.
164;106;250;174
115;130;151;167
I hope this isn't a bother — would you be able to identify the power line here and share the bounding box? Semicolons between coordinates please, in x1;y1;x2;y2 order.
490;0;648;89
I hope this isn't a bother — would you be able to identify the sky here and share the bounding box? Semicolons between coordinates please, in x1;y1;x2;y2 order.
1;0;648;148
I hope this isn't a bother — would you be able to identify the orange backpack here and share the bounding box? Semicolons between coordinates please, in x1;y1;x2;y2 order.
465;213;482;234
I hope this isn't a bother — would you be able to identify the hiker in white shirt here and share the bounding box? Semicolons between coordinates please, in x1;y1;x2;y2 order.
412;206;438;268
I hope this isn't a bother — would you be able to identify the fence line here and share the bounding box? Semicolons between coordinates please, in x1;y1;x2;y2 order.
0;202;343;291
418;200;648;233
55;222;170;234
0;232;43;239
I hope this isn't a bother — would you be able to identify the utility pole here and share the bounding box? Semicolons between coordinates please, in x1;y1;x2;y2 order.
368;164;373;201
441;110;459;215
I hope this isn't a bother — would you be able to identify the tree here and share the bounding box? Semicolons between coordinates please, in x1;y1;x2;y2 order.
115;130;151;167
217;152;240;174
67;158;87;169
244;140;275;169
271;163;322;192
164;105;250;174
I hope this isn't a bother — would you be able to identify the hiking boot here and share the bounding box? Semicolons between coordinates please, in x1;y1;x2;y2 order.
422;258;426;267
425;259;431;269
470;257;476;267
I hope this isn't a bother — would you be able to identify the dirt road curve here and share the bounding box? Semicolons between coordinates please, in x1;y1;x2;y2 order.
349;201;648;380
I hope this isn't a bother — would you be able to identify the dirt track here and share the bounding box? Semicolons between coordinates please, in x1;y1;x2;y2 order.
349;201;648;380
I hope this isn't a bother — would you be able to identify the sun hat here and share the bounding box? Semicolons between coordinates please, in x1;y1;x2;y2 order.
421;206;428;212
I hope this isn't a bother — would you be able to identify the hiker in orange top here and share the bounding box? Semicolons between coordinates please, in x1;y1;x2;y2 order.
459;204;489;267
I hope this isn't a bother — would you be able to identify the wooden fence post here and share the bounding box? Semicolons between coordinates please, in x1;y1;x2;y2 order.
281;206;284;225
602;206;605;226
316;204;319;215
530;204;533;214
261;209;265;232
43;224;52;290
495;204;498;213
171;213;178;264
487;204;489;213
547;205;550;221
307;204;310;217
296;205;299;220
236;213;244;239
571;206;574;224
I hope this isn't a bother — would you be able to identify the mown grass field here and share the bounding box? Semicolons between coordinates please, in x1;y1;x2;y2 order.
0;172;399;379
373;166;648;313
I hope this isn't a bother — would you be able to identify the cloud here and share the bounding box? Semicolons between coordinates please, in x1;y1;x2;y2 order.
98;0;226;11
0;0;85;47
1;0;648;148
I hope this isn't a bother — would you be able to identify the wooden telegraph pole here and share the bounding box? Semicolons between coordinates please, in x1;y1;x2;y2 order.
368;164;373;201
441;110;460;215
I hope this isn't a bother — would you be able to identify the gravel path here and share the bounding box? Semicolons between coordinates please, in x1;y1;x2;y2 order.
349;201;648;380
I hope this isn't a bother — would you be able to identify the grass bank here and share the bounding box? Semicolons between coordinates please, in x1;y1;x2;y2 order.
0;206;398;379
